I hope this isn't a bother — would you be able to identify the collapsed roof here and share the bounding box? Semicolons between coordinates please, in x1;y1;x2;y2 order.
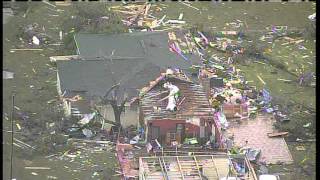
139;74;213;121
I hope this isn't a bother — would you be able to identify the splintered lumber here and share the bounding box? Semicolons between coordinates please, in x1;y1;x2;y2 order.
25;167;51;170
10;49;43;51
42;1;56;8
180;2;200;11
257;75;266;85
113;10;139;15
14;138;36;150
144;4;151;17
277;78;292;82
68;138;112;144
267;132;288;137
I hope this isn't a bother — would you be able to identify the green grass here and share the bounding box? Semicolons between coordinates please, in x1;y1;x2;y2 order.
3;2;316;180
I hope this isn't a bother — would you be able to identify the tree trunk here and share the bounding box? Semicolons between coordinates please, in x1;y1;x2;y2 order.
113;106;121;126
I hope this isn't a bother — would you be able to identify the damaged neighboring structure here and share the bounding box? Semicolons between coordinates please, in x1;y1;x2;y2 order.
199;67;249;120
198;67;293;165
136;71;223;147
117;133;258;180
56;58;160;127
139;154;258;180
55;31;202;127
54;29;293;175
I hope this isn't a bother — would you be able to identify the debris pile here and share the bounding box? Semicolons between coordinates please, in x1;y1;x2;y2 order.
22;23;52;46
111;3;188;32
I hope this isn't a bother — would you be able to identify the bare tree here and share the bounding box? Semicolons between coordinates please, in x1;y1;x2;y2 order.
95;50;128;128
99;83;128;127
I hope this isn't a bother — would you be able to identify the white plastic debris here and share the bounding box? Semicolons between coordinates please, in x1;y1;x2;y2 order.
59;31;63;40
78;112;96;125
166;68;174;75
220;177;240;180
259;174;279;180
3;71;14;79
303;122;311;128
308;13;316;21
32;36;40;45
82;128;93;138
178;13;184;20
165;20;186;24
130;135;140;145
163;82;180;111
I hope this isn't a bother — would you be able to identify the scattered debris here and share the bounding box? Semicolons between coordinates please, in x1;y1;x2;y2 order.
296;146;306;151
32;36;40;45
303;122;311;128
259;174;280;180
78;112;96;125
42;1;57;8
180;2;200;11
3;71;14;79
267;132;288;137
257;75;266;85
82;128;94;138
47;176;58;179
10;49;43;51
308;13;316;21
31;172;38;176
25;167;51;170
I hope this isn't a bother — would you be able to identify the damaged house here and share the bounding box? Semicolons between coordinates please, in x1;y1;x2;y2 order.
139;154;258;180
56;58;160;127
56;31;202;127
137;72;223;147
199;67;248;119
197;68;293;165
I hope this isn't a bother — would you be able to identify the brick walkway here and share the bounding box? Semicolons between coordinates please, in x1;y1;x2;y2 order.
225;114;293;164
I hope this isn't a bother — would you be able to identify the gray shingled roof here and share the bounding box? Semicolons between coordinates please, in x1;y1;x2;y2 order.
57;59;163;102
58;32;203;103
74;31;201;71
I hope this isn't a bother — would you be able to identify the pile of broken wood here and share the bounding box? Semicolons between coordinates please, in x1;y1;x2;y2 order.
112;3;157;29
111;3;185;31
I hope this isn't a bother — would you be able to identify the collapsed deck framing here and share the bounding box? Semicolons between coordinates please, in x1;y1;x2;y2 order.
139;154;258;180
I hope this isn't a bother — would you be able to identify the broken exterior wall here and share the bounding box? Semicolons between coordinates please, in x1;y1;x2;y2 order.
223;103;248;118
101;104;139;129
57;72;62;96
62;99;72;117
147;119;190;144
147;119;212;145
57;73;71;117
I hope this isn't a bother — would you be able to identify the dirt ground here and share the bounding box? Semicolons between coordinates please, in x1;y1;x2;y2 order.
3;1;315;180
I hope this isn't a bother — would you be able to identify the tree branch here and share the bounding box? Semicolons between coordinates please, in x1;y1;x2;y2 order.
103;83;120;101
119;97;128;113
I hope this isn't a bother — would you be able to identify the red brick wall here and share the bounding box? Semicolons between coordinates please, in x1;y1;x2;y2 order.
148;119;201;136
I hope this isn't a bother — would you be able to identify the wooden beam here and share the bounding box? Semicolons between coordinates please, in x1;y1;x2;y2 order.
176;156;185;180
158;157;168;180
211;156;220;178
244;156;258;180
193;156;203;180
